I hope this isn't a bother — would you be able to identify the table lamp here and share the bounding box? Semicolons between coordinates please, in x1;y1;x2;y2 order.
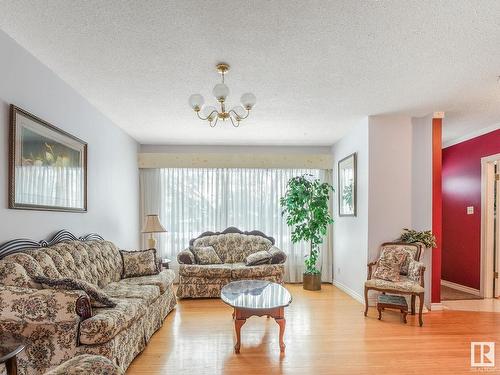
141;214;166;249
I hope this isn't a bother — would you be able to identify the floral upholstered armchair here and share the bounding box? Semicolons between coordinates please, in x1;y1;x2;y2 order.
364;242;426;326
177;227;287;298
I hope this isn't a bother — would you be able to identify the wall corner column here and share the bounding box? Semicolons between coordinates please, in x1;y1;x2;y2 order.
432;116;443;303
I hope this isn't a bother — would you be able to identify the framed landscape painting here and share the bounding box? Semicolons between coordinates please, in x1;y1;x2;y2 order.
9;105;88;212
338;152;356;217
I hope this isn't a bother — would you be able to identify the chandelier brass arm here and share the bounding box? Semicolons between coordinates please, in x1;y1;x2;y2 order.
188;63;256;128
195;109;219;121
209;116;219;128
229;116;239;127
228;108;250;121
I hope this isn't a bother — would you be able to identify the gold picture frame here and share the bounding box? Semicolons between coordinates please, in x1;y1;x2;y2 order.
9;105;88;212
338;152;357;217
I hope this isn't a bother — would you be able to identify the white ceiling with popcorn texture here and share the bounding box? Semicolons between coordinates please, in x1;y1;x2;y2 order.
0;1;499;145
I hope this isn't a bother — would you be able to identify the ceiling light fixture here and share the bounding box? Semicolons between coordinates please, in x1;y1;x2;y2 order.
188;63;256;127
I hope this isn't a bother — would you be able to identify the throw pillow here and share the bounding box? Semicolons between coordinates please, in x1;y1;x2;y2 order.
33;276;116;308
245;250;272;266
372;248;408;282
177;248;195;264
399;245;419;275
407;260;424;282
192;246;222;265
120;249;159;278
268;247;287;264
380;245;418;275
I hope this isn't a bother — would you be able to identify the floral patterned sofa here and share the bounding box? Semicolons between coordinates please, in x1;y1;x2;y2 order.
177;227;287;298
0;231;176;375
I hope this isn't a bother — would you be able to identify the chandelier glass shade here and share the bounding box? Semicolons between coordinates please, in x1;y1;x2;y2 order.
188;63;256;127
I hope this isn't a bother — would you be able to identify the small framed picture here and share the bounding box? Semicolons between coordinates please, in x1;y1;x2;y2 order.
9;105;88;212
338;153;357;217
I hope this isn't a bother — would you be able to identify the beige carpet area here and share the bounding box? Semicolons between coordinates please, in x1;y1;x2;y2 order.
441;285;482;301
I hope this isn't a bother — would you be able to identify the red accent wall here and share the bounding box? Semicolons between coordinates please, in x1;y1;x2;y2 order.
442;129;500;289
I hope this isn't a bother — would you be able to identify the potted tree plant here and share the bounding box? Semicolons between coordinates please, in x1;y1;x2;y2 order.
280;174;334;291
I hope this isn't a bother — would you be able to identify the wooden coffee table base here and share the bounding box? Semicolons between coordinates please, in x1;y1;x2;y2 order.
233;307;286;353
0;333;25;375
5;357;19;375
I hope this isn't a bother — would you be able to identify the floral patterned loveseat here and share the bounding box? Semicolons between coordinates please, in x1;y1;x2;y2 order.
0;231;176;375
177;227;287;298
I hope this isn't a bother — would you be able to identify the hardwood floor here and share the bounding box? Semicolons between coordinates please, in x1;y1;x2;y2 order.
127;284;500;375
441;285;482;301
443;297;500;312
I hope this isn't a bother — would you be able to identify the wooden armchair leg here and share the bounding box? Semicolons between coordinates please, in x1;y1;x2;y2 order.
364;287;369;317
418;293;424;327
411;295;416;315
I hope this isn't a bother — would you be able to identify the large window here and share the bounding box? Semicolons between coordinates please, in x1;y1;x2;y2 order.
140;168;332;282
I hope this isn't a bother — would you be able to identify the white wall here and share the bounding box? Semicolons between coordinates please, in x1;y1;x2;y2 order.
331;119;369;301
367;116;413;261
332;114;433;308
0;30;140;248
411;116;433;232
411;115;433;306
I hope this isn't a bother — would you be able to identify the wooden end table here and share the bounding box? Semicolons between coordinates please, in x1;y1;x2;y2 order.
377;294;408;324
0;334;25;375
161;258;171;270
221;280;292;354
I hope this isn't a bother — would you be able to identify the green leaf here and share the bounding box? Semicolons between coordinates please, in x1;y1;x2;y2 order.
398;228;437;248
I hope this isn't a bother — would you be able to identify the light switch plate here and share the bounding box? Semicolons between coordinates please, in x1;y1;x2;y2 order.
467;206;474;215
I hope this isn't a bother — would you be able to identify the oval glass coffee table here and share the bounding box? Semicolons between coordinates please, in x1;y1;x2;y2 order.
221;280;292;353
0;333;25;375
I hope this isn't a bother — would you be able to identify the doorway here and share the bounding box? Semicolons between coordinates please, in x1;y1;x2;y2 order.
481;153;500;299
440;130;500;307
441;154;500;302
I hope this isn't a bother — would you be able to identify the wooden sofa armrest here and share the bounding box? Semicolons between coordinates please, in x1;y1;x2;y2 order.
419;265;426;287
367;261;378;280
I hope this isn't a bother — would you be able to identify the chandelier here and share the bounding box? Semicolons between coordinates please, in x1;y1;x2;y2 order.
188;63;256;127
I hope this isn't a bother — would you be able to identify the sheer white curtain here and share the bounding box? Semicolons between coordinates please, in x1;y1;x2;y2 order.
140;168;333;282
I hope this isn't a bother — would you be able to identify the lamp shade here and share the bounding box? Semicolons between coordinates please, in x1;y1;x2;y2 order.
240;93;256;110
188;94;205;111
212;83;229;101
141;214;167;233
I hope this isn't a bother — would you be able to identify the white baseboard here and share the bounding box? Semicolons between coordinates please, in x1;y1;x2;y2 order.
431;302;444;311
441;279;480;296
333;280;365;305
